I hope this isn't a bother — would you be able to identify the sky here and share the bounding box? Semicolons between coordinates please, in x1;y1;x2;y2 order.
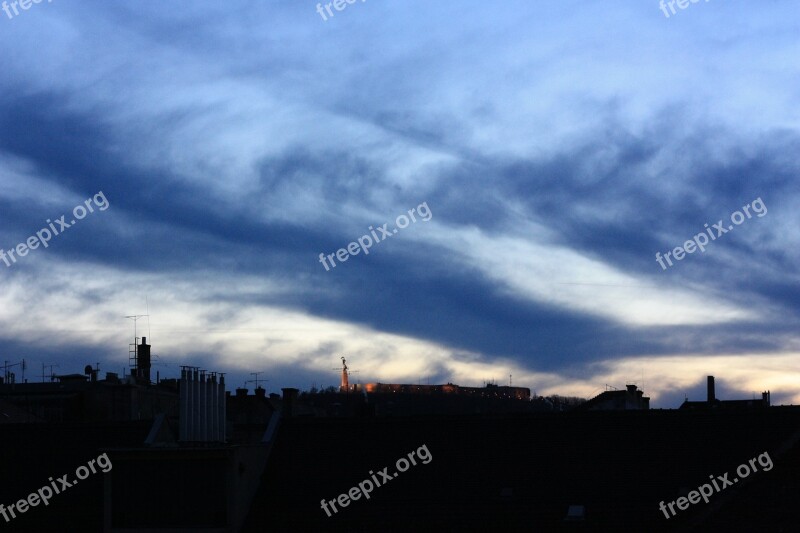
0;0;798;407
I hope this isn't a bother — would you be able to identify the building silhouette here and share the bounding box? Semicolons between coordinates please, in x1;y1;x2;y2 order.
680;375;771;411
2;345;797;531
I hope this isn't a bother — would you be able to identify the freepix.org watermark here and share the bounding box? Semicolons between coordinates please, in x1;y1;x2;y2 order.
320;444;433;517
658;451;772;519
315;0;366;22
318;202;432;271
658;0;711;19
655;197;766;271
2;0;52;21
0;191;109;268
0;453;113;524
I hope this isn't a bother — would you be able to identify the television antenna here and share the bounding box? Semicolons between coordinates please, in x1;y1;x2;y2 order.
41;363;59;383
2;359;25;383
125;314;149;370
245;371;268;390
125;314;149;343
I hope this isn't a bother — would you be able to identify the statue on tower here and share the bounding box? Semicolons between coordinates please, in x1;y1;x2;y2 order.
340;356;349;391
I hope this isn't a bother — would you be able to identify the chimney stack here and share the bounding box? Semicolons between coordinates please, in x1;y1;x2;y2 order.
137;337;151;383
707;376;715;403
282;388;299;417
179;367;226;443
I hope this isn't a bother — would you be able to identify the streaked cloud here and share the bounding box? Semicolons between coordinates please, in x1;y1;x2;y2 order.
0;0;798;406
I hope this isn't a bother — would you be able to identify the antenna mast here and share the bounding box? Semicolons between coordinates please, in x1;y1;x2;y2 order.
125;314;149;371
145;296;152;343
41;363;59;383
246;371;268;390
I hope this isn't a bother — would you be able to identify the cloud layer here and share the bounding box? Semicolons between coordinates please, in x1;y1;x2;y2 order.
0;0;799;406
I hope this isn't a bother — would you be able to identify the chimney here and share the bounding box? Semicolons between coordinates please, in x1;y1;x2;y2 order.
255;387;266;399
84;364;97;382
282;388;299;417
235;388;248;398
218;374;226;442
707;376;715;403
179;368;190;442
137;337;151;383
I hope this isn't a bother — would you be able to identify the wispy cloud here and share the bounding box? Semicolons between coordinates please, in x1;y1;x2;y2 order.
0;0;798;404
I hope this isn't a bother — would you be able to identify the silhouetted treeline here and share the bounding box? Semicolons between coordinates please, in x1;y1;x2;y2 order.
544;395;587;409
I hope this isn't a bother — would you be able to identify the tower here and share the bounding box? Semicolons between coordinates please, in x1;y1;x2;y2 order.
137;337;151;383
340;357;349;391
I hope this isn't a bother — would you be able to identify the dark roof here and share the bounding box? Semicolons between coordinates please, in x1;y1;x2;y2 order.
55;373;90;381
680;398;769;410
243;407;800;531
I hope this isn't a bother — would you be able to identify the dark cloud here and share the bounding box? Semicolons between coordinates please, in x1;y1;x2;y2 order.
1;0;798;401
2;87;800;383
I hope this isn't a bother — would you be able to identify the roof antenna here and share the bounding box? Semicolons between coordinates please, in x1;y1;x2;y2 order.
245;372;268;390
146;295;152;343
125;314;149;372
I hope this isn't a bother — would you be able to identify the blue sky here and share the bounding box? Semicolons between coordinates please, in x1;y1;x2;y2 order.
0;0;798;406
